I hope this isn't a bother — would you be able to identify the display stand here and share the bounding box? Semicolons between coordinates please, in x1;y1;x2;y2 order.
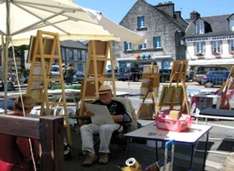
26;30;71;144
155;60;191;132
79;40;116;116
159;60;190;113
158;60;190;114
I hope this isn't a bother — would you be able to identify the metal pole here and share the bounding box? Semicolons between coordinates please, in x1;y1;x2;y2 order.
4;0;10;113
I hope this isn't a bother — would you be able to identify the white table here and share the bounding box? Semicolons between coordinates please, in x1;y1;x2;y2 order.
125;123;212;171
192;108;234;130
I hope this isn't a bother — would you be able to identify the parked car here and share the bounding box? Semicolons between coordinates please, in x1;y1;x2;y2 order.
50;65;60;76
0;98;15;110
117;66;141;81
193;66;228;84
0;81;15;91
104;69;119;79
73;70;84;82
201;70;229;87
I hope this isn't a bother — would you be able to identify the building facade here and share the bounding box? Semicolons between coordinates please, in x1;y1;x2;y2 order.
185;11;234;68
61;40;87;72
119;0;187;69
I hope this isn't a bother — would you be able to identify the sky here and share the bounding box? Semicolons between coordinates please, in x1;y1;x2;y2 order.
76;0;234;22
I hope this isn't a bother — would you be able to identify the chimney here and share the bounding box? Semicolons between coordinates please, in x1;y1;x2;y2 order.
174;11;182;20
155;1;174;17
190;11;200;20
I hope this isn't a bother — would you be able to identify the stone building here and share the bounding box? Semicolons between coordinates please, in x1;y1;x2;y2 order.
118;0;187;69
61;40;87;72
185;11;234;68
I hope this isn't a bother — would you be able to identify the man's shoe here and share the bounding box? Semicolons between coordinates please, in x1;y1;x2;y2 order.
98;153;109;164
82;152;97;166
64;144;72;160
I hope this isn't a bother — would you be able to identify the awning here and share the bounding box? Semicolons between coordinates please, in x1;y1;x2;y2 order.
189;58;234;66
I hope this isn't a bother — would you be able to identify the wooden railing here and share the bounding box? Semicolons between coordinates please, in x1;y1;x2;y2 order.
0;115;64;171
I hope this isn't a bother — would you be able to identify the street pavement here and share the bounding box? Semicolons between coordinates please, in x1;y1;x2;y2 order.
114;81;234;171
1;81;233;170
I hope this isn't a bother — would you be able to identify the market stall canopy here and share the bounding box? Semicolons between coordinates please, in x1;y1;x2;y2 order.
0;0;120;45
0;0;98;34
11;20;120;45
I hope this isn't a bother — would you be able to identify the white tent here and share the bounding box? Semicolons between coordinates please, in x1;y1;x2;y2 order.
4;1;143;45
0;0;143;110
0;0;102;111
0;0;122;46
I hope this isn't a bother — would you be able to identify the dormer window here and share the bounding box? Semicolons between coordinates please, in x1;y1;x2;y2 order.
137;16;147;30
195;20;204;34
211;40;222;55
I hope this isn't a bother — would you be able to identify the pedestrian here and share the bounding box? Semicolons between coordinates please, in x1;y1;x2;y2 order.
65;64;75;84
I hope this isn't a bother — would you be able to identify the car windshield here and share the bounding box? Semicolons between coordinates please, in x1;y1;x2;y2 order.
197;67;228;74
75;71;83;75
51;66;59;72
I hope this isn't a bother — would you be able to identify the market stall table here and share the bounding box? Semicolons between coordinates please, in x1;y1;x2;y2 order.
193;108;234;129
125;123;212;171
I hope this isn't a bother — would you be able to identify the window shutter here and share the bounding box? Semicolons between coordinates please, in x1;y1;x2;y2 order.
129;42;132;50
138;44;142;49
193;42;197;54
124;41;128;51
219;40;223;54
137;17;140;29
202;42;206;54
158;37;161;48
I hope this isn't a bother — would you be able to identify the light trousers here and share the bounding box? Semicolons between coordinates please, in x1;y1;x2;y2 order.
80;123;120;154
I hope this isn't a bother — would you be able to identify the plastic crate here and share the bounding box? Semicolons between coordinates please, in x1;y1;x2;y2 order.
155;110;192;132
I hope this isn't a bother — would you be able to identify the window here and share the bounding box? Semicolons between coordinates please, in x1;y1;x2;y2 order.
211;41;222;54
229;39;234;52
73;49;78;61
81;50;87;61
123;41;132;51
153;36;161;49
138;43;147;50
195;42;205;55
61;47;66;62
195;20;204;34
66;48;73;61
137;16;145;29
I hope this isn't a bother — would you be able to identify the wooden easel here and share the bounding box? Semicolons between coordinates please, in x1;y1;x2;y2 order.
137;63;160;119
26;30;71;144
140;63;160;103
79;40;116;116
219;66;234;109
158;60;190;114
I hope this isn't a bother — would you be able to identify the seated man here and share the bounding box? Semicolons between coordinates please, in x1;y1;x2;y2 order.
80;85;132;166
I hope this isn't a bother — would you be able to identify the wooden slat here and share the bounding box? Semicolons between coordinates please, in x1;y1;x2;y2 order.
0;115;39;139
40;116;64;171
